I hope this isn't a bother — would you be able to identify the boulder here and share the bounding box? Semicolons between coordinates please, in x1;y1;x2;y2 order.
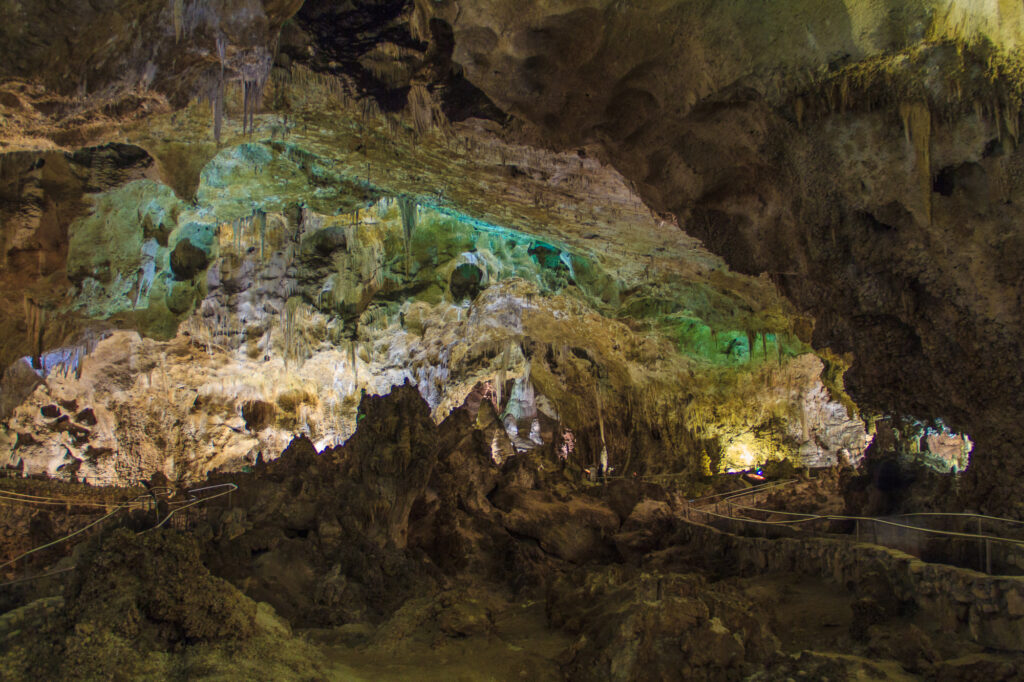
492;487;620;563
612;499;675;561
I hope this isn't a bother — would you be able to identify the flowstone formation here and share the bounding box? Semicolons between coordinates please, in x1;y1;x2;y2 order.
1;128;865;484
0;2;882;486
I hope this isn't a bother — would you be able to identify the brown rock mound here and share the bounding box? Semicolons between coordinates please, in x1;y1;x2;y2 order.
65;527;257;647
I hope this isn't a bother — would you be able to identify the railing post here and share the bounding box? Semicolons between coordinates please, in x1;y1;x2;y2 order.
855;519;860;543
985;539;992;575
978;518;984;572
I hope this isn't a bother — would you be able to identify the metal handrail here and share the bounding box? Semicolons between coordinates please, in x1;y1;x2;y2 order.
688;478;798;505
0;565;75;588
0;507;127;570
0;483;239;578
721;500;1024;530
723;502;1024;546
694;501;1024;553
139;483;237;533
897;511;1024;528
718;479;798;502
0;493;139;509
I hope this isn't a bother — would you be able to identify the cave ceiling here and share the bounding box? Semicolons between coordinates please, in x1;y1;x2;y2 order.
0;0;1021;509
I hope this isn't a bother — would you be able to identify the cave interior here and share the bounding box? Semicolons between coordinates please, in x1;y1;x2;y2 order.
1;1;1024;679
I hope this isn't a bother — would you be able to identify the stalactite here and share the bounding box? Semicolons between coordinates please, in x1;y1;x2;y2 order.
398;195;416;277
596;382;607;473
349;338;358;388
216;31;226;68
407;83;449;137
496;343;510;410
1004;102;1020;143
135;260;157;309
282;299;314;369
211;82;224;144
253;210;263;259
23;296;44;369
242;80;251;135
211;33;227;143
240;55;272;136
172;0;183;42
899;101;932;224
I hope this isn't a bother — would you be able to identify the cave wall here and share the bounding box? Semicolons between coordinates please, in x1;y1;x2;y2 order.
414;0;1024;513
1;0;1017;507
1;135;863;484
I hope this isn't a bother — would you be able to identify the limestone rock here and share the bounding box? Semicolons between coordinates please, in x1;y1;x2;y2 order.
416;0;1024;510
547;567;779;680
867;624;939;674
612;499;675;561
492;487;620;563
65;528;258;646
169;238;209;281
934;653;1024;682
333;382;441;549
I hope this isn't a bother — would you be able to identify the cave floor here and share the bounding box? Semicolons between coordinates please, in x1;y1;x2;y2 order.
737;573;857;654
311;598;570;681
3;528;1020;680
3;467;1023;680
285;573;942;681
